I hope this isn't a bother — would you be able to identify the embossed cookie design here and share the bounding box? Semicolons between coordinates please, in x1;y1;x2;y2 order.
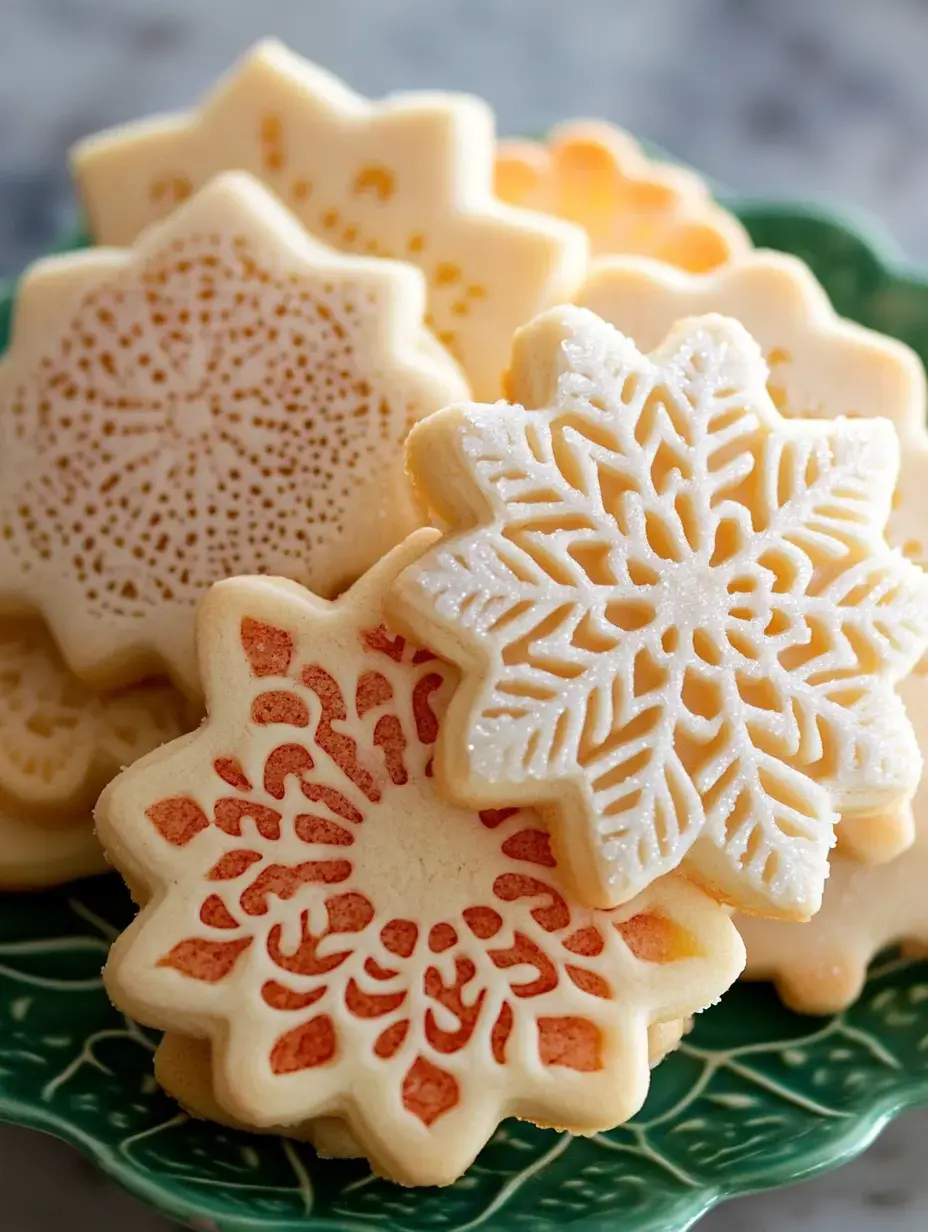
578;250;928;863
0;172;468;695
388;307;928;919
95;532;743;1188
72;39;588;399
496;121;748;272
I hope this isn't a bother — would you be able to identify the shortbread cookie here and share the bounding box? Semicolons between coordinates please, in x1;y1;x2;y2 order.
0;807;107;889
95;531;743;1188
495;122;749;272
388;308;928;919
0;172;468;695
154;1016;691;1162
738;671;928;1012
577;251;928;863
71;39;588;399
0;618;186;815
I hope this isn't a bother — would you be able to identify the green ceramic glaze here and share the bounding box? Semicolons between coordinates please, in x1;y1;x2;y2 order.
1;195;928;1232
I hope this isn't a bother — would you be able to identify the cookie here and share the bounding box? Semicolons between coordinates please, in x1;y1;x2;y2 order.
495;121;749;272
387;307;928;919
153;1016;691;1162
94;531;743;1188
71;39;588;399
0;807;107;890
738;665;928;1013
0;618;187;816
576;250;928;863
0;171;468;695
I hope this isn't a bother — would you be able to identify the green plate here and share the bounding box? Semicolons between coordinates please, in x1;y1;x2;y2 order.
2;195;928;1232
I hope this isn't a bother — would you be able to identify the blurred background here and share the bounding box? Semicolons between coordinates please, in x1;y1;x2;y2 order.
2;0;928;1227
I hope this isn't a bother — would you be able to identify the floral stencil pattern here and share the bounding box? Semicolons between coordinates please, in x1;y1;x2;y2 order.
0;174;467;692
96;535;742;1187
389;308;928;918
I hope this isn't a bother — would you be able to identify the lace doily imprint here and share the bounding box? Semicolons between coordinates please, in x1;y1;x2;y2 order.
152;1016;691;1162
577;250;928;864
71;39;588;400
387;307;928;920
0;172;468;696
95;532;743;1188
495;122;749;273
0;618;187;817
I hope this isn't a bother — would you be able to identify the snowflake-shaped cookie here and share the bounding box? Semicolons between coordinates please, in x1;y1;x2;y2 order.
387;307;928;919
95;532;743;1188
0;619;187;814
577;250;928;864
495;121;749;272
71;39;588;399
0;172;468;694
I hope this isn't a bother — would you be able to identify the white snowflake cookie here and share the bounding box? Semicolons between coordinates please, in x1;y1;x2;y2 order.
0;172;468;695
577;249;928;864
94;532;743;1188
71;39;588;399
388;307;928;919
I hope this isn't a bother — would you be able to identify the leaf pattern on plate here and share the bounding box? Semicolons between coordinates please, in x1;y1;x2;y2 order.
1;200;928;1231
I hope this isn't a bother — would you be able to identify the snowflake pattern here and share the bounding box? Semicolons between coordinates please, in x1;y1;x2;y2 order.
387;307;928;919
0;173;468;694
72;39;588;399
95;533;743;1188
577;249;928;865
495;121;749;272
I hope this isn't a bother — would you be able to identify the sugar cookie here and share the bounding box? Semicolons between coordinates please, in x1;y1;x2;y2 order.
154;1016;690;1162
0;807;107;889
0;172;468;695
577;251;928;863
495;121;749;272
388;307;928;919
95;531;743;1188
72;39;588;399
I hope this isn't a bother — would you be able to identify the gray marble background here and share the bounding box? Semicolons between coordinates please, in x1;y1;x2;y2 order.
2;0;928;1227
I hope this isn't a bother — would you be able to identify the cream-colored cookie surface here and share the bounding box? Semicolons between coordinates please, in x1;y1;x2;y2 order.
576;251;928;864
95;531;743;1188
0;172;468;695
388;307;928;919
0;807;107;889
496;121;748;272
72;39;588;399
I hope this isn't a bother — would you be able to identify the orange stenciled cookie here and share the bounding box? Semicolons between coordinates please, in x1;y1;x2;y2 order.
495;121;749;273
94;532;743;1188
577;250;928;863
71;39;588;399
388;307;928;919
0;172;468;695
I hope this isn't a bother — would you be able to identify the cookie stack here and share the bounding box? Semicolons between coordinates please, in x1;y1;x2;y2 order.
2;39;927;1188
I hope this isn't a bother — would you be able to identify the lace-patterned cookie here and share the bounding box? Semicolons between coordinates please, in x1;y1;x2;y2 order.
495;122;748;273
0;619;187;815
577;251;928;863
153;1016;690;1162
0;807;107;889
71;39;588;399
738;667;928;1013
388;307;928;919
95;532;743;1188
0;172;468;695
